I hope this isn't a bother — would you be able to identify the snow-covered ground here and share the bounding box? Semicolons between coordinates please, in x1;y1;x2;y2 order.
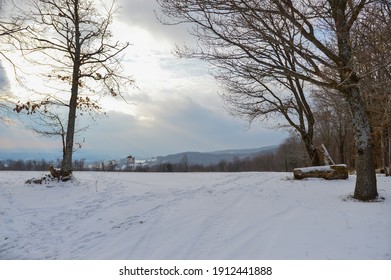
0;171;390;260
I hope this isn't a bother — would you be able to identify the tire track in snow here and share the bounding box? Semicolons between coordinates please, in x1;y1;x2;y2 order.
138;173;277;259
113;174;251;258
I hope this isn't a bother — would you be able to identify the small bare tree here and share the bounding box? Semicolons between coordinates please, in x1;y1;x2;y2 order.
13;0;133;173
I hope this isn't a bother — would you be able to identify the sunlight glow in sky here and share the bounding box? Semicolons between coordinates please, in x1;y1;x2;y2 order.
0;0;288;160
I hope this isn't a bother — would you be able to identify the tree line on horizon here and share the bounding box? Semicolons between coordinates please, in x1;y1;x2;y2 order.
0;132;368;173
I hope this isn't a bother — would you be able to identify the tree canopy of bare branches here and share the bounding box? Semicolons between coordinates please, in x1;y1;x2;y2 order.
156;0;390;200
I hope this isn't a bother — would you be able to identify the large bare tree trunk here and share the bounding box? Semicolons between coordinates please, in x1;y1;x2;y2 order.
346;87;378;200
331;0;378;200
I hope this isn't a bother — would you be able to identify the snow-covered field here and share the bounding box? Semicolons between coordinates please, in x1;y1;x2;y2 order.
0;171;390;260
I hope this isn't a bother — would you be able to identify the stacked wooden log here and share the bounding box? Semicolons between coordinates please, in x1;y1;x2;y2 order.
293;164;348;180
293;144;348;180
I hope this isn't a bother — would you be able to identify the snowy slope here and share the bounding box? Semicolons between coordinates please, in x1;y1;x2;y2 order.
0;171;390;260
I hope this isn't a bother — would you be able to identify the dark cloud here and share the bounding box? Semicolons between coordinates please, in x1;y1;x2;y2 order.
0;96;287;159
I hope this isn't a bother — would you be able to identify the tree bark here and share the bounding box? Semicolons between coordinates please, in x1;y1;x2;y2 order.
345;87;378;200
61;84;79;173
61;0;81;174
302;134;321;166
330;0;378;200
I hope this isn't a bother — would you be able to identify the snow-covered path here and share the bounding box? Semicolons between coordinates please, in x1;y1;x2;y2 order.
0;171;390;259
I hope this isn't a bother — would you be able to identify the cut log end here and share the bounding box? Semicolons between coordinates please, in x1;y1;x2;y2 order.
293;164;348;180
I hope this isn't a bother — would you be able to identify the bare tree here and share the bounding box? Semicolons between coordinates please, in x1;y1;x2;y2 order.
157;0;386;200
219;38;322;166
158;0;321;166
12;0;133;174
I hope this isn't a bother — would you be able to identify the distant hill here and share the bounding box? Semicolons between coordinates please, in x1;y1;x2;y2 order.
0;150;110;163
1;145;279;169
208;146;277;155
0;151;61;161
150;145;278;166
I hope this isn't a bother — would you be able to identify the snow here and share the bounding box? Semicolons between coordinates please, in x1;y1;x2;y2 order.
293;164;346;172
0;171;390;260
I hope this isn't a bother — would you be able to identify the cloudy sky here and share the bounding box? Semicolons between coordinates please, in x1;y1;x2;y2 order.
0;0;287;160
